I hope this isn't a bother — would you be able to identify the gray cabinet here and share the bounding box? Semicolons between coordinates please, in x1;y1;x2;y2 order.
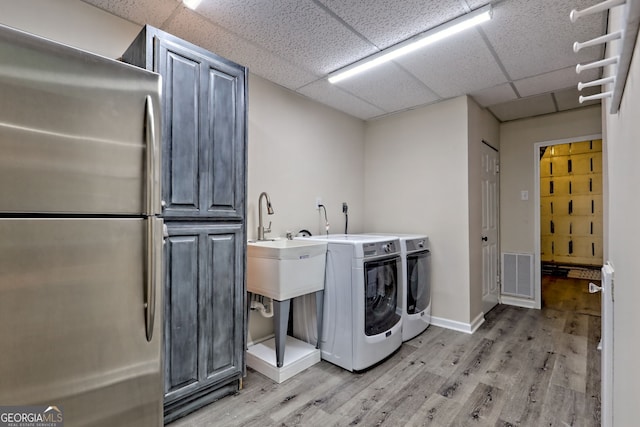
123;25;246;220
123;26;247;423
163;223;245;421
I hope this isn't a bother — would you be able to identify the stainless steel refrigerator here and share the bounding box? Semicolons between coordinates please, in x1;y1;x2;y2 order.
0;25;163;426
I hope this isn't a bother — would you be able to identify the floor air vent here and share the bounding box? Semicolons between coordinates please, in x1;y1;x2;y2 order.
502;253;533;298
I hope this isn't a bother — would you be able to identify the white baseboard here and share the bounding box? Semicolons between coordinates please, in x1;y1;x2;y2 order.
501;295;537;309
431;312;485;334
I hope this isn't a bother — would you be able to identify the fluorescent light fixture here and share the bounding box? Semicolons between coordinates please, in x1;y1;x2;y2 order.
183;0;202;10
328;5;492;84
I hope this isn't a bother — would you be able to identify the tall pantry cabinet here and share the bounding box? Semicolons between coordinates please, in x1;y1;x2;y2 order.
122;26;247;423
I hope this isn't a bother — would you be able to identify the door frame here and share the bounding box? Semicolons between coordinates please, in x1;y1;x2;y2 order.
532;133;602;309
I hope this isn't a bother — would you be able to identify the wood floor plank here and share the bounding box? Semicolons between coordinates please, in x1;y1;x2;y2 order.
550;331;588;393
539;384;594;427
436;338;501;403
496;348;557;426
585;314;602;423
476;341;526;390
316;343;418;415
405;393;463;427
343;370;447;426
169;276;600;427
448;382;506;427
332;345;437;423
563;312;590;337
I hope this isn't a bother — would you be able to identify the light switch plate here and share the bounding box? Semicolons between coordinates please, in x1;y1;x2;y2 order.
521;190;529;201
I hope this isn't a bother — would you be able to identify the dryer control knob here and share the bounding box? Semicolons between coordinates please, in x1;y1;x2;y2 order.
382;244;391;253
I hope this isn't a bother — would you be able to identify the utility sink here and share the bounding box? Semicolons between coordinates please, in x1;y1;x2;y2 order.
247;239;327;301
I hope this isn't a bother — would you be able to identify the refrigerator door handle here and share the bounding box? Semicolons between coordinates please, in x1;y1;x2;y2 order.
144;95;159;216
145;217;160;342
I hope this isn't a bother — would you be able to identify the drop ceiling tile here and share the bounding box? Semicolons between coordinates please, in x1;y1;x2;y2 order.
481;0;606;80
555;86;602;111
332;62;441;112
163;8;317;90
193;0;377;75
465;0;492;9
317;0;465;49
396;29;507;98
470;83;518;107
514;66;600;97
81;0;179;27
489;93;557;122
297;80;386;120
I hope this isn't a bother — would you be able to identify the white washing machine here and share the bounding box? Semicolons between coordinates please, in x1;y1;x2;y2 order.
362;233;432;341
292;234;403;372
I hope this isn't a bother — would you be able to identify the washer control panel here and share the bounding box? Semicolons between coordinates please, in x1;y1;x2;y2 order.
363;239;400;258
405;237;429;253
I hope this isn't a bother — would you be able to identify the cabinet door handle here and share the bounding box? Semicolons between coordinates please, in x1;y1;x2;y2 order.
482;236;488;242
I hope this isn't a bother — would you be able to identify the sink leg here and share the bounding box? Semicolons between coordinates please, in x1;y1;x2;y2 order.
273;299;290;368
315;290;324;349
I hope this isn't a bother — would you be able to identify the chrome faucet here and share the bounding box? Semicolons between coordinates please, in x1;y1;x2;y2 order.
257;192;274;241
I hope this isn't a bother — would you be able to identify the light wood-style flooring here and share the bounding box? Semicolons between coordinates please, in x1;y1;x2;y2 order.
170;276;601;426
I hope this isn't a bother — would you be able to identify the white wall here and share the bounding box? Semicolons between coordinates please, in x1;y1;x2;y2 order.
247;75;365;241
0;0;140;58
602;9;640;424
364;96;478;326
499;106;602;255
246;75;366;342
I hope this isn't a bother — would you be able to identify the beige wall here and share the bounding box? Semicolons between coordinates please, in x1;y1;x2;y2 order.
499;105;602;255
246;75;366;341
247;75;365;241
602;9;640;424
0;0;140;58
364;96;498;327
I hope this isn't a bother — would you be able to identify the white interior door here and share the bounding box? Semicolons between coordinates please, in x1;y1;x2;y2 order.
481;142;500;313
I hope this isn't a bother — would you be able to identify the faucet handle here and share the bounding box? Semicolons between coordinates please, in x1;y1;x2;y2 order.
264;221;272;234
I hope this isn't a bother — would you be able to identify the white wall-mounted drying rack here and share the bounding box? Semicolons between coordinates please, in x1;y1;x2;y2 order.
571;0;640;113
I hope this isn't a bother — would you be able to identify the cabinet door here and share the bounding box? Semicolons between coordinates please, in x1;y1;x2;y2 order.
157;37;246;220
163;223;245;405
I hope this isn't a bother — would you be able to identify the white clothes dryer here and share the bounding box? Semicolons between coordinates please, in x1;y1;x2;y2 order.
292;234;403;372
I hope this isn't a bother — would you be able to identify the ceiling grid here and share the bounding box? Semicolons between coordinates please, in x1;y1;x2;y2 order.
82;0;607;121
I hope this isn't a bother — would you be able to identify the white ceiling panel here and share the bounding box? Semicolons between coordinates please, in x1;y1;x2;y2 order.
194;0;377;75
555;86;602;111
332;62;441;113
297;80;386;120
317;0;465;50
465;0;493;10
481;0;606;80
396;28;507;98
470;83;518;107
164;8;318;90
489;93;557;122
514;66;600;97
81;0;179;28
80;0;610;122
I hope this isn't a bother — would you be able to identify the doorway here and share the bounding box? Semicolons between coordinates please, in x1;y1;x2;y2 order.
533;134;602;309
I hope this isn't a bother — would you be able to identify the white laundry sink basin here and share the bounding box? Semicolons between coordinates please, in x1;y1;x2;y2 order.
247;239;327;300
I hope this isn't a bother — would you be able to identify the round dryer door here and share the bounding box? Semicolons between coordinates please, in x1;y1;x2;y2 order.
407;249;431;314
363;256;401;336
